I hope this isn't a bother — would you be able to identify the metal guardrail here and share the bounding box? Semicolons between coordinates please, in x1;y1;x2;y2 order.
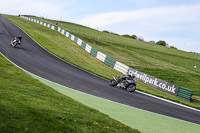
177;87;193;101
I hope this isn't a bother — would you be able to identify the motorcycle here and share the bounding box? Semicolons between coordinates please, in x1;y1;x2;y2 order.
10;36;22;47
109;75;136;92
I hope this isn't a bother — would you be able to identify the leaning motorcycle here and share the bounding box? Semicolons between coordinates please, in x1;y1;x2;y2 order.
10;38;21;47
109;75;136;92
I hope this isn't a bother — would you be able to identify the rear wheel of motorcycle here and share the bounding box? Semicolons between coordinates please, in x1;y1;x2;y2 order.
126;84;136;92
109;79;117;86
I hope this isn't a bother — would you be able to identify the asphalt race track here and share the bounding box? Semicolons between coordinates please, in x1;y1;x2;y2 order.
0;15;200;124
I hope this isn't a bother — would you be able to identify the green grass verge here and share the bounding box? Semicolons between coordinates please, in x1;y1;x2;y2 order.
4;15;200;109
0;53;139;132
31;72;200;133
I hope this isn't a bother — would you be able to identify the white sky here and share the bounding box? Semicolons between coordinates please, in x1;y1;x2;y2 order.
1;0;200;53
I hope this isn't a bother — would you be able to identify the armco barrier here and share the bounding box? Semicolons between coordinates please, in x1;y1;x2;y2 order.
77;38;82;46
90;47;98;57
96;52;106;62
81;41;86;49
74;36;78;43
177;87;193;101
85;44;92;54
104;56;116;68
21;16;193;101
114;61;129;75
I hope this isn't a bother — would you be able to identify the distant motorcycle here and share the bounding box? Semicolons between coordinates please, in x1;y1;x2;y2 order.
10;36;22;47
109;75;136;92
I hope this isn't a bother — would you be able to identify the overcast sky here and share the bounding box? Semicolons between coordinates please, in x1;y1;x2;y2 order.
1;0;200;53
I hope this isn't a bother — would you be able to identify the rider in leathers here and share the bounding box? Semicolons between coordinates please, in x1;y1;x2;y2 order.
11;36;22;47
120;74;134;88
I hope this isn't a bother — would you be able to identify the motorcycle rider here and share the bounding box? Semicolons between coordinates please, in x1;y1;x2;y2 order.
109;74;136;92
120;74;135;88
11;35;22;47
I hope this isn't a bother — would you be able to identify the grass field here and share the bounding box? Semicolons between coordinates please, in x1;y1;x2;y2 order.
4;15;200;109
35;18;200;71
0;53;140;133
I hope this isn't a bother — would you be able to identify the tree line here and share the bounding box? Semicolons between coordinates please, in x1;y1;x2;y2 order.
103;30;177;49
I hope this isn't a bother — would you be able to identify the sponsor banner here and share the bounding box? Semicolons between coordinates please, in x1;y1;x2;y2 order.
128;68;179;96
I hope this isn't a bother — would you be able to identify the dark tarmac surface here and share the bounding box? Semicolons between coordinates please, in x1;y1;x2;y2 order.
0;15;200;124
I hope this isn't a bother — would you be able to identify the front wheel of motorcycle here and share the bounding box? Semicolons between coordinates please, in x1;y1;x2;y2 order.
126;84;136;92
10;41;13;46
109;79;118;86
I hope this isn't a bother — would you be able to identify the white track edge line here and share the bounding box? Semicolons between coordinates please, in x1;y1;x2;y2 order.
136;90;200;112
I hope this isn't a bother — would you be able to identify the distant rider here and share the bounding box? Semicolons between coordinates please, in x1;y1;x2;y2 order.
11;35;22;47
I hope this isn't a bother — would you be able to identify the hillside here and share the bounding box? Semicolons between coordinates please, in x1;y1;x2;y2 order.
34;17;200;96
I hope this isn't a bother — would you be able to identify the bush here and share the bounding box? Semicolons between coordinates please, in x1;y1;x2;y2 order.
156;40;167;46
103;30;110;33
122;34;137;39
170;46;177;49
149;41;155;44
110;32;120;36
137;36;144;41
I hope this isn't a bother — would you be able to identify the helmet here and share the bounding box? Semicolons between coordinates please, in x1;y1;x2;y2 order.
17;35;22;40
128;74;132;78
127;74;135;78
